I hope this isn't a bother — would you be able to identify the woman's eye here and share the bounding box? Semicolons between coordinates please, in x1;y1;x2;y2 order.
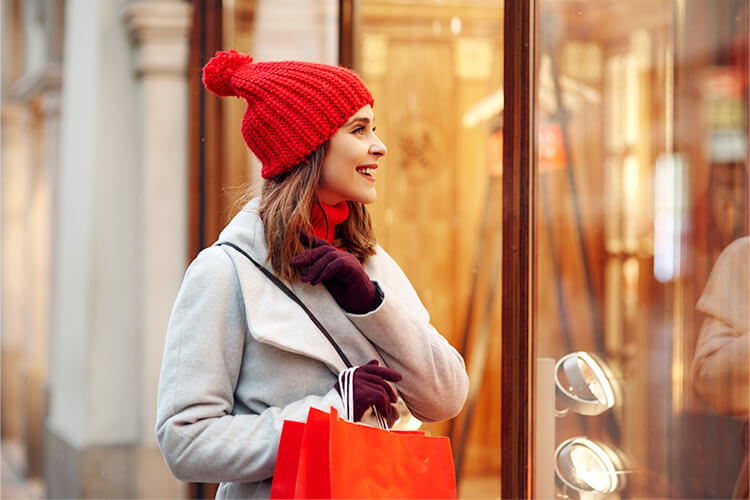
353;126;366;134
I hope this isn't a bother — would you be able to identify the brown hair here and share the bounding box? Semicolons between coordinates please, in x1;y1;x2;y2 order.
258;142;377;281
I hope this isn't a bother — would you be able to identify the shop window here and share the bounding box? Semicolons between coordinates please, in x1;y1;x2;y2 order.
534;1;749;498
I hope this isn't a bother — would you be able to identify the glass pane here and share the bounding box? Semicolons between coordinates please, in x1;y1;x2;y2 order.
534;1;749;498
222;1;504;498
353;2;504;497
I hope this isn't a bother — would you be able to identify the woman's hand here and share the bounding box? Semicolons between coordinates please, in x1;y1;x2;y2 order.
292;233;382;314
335;360;403;422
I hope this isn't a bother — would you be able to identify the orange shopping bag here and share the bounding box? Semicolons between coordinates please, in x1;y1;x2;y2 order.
271;407;457;499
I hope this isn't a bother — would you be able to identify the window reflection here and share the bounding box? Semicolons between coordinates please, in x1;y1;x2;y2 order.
536;0;748;498
691;236;749;499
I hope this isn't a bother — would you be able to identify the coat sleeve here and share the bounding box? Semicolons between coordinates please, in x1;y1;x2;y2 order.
346;247;469;423
155;246;343;484
691;317;749;415
691;238;750;416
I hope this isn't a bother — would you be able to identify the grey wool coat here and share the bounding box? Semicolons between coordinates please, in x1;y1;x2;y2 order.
155;198;470;499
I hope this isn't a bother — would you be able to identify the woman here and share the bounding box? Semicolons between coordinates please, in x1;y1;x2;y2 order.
155;50;469;499
692;236;749;499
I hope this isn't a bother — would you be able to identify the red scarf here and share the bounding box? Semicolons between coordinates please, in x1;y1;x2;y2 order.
310;201;350;243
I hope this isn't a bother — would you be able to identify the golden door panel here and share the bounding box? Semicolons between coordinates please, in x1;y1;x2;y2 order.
357;1;504;493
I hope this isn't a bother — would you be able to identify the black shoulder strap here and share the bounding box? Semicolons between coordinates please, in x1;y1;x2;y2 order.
216;241;353;369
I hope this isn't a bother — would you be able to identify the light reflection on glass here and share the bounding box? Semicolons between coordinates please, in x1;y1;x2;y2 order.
653;153;686;283
570;444;612;492
556;437;625;496
577;357;606;406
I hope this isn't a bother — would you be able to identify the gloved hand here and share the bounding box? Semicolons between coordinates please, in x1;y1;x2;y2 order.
291;233;382;314
335;360;403;422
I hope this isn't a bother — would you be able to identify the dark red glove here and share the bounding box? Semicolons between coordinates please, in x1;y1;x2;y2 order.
291;233;383;314
335;360;403;422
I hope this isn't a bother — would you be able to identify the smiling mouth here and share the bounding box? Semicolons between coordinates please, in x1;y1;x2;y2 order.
356;166;377;179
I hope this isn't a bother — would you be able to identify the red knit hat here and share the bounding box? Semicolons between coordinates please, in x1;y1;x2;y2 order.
202;50;374;179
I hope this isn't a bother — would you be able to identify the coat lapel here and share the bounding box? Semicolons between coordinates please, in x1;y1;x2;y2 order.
217;200;351;373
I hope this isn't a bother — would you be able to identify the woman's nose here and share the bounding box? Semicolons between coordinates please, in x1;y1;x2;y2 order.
370;134;387;157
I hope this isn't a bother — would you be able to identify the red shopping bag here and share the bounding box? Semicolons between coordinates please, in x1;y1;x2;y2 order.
269;420;307;499
271;407;457;499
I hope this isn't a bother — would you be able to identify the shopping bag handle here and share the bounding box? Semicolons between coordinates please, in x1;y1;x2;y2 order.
338;367;389;430
216;241;353;369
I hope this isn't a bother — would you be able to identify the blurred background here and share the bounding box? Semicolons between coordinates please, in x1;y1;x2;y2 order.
1;0;747;499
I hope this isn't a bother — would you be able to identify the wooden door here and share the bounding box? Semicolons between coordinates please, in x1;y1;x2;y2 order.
354;3;505;494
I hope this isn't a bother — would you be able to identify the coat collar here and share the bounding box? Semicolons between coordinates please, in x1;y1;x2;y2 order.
217;198;269;265
217;197;382;277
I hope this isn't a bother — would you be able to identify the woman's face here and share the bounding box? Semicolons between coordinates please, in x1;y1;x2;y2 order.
317;105;387;205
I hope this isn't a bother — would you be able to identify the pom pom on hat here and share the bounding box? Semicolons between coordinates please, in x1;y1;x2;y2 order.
202;50;253;97
201;50;374;179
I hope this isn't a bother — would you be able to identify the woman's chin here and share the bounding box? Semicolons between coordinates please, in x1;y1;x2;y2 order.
360;193;377;205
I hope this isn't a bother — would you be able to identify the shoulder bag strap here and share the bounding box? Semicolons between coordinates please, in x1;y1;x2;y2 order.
216;241;353;369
